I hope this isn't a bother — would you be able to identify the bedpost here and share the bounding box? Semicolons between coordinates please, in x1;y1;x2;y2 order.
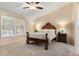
26;32;29;44
45;33;48;50
55;29;56;35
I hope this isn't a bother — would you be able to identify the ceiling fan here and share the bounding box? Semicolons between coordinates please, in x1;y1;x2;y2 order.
22;2;43;10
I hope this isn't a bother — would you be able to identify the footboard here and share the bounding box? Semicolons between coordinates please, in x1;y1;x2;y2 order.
26;32;49;50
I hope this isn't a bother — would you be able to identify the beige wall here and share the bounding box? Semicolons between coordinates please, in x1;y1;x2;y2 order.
0;16;1;37
35;3;74;44
25;17;37;32
74;3;79;48
24;18;35;32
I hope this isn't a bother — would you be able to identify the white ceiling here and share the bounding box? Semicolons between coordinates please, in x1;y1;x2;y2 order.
0;2;71;19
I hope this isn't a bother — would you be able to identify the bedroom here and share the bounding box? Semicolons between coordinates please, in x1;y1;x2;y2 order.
0;2;78;56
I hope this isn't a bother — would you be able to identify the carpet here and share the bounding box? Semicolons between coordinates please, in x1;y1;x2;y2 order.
0;40;78;56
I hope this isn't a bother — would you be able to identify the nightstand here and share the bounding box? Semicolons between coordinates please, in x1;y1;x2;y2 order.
57;33;67;43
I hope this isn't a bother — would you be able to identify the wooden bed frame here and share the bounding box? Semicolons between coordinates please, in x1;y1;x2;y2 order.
26;23;56;50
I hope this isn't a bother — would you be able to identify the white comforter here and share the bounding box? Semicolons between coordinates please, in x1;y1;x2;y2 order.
28;32;56;41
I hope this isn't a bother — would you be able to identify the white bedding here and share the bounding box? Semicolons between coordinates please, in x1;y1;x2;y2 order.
29;32;46;39
28;29;56;41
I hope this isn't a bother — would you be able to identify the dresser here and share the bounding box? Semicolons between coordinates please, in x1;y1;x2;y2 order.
57;33;67;43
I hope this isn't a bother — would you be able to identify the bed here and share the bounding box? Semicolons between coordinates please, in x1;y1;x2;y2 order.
26;23;56;50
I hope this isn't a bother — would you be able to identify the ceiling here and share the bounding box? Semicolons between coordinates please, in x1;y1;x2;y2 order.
0;2;71;19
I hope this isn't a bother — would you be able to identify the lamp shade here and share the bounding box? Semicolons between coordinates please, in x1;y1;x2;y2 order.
57;28;67;34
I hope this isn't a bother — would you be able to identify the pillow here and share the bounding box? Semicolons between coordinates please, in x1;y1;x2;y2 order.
39;29;55;34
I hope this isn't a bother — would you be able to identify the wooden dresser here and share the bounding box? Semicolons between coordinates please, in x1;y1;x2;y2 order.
57;33;67;43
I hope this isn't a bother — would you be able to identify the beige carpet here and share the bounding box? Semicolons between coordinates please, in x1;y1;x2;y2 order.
0;39;78;56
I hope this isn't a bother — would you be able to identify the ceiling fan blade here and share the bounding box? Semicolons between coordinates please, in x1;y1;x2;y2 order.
23;7;29;9
25;2;30;4
36;2;40;4
36;7;43;9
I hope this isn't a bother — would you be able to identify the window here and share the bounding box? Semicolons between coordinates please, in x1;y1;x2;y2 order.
15;19;25;35
1;16;25;37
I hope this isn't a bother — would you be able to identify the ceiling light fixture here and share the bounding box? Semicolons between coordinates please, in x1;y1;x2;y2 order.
29;6;36;10
22;2;43;10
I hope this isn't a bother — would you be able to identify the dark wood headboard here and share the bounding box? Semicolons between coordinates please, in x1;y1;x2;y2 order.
42;23;56;34
42;23;56;29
